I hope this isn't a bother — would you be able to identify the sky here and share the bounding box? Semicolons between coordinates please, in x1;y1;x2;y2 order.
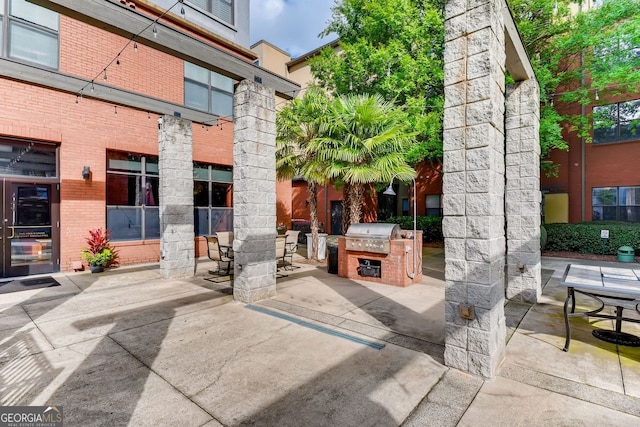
250;0;336;59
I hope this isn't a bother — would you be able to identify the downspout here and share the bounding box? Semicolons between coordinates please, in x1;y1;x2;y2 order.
580;3;586;222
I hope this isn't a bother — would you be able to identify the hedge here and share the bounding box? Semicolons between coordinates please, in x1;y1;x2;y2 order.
379;216;443;243
544;222;640;255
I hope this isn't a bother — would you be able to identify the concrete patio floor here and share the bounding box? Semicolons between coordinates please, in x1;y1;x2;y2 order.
1;249;639;426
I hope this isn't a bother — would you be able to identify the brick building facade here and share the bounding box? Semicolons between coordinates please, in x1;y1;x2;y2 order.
0;0;297;278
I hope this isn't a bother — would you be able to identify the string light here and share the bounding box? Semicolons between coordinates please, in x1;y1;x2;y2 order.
114;106;118;115
148;112;151;119
74;1;181;103
595;88;599;100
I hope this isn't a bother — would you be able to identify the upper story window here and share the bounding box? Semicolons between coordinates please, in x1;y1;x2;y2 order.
184;61;234;117
593;99;640;144
188;0;233;25
0;0;59;69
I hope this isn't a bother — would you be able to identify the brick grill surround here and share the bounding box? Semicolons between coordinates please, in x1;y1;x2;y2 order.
337;233;423;287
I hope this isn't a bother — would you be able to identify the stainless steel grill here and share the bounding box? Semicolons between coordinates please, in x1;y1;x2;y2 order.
344;223;401;254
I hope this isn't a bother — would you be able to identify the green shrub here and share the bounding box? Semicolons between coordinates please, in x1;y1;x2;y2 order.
544;222;640;255
540;224;548;250
380;216;443;242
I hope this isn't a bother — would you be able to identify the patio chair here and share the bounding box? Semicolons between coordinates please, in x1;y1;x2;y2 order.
206;235;233;276
284;230;300;270
215;231;234;248
275;235;287;271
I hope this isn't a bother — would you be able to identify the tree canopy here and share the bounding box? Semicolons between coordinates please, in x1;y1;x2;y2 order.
310;0;640;174
310;0;445;166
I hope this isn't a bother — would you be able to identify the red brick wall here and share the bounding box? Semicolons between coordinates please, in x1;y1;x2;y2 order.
541;95;640;223
0;11;240;271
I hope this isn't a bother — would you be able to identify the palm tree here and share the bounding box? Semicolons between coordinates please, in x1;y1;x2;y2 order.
309;94;417;230
276;87;330;261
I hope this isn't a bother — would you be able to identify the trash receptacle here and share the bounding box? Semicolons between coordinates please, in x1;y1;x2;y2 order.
617;246;635;263
306;233;328;260
327;243;338;274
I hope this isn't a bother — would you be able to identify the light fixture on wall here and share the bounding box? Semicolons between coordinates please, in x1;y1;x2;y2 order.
82;166;91;180
383;177;417;279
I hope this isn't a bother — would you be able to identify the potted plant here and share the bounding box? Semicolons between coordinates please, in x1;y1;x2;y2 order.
276;223;287;235
81;228;119;273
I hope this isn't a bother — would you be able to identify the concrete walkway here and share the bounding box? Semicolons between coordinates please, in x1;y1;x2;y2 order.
1;251;639;426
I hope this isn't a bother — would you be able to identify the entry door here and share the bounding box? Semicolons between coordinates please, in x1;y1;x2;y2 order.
1;181;59;277
330;201;343;235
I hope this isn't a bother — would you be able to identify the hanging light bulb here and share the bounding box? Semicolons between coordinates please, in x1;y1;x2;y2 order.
75;95;79;104
595;88;599;101
103;70;107;81
180;4;185;15
134;42;138;52
153;24;158;38
148;112;151;120
91;82;95;92
116;56;120;66
114;105;118;115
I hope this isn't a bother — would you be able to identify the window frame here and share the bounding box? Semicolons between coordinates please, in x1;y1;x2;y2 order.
193;162;233;236
106;152;160;241
593;99;640;144
592;186;640;222
1;0;60;70
187;0;234;26
184;61;234;117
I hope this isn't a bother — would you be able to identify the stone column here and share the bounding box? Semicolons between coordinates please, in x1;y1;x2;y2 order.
443;0;507;378
232;80;277;303
159;115;195;279
505;80;541;303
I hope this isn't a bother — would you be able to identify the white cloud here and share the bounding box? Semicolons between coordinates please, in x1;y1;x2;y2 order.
250;0;335;58
253;0;285;21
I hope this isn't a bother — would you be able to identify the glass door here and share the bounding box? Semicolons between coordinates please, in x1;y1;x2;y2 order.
1;181;59;277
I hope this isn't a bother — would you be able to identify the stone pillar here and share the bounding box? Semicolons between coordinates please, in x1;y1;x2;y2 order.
159;115;195;279
505;80;541;303
232;80;277;303
443;0;507;378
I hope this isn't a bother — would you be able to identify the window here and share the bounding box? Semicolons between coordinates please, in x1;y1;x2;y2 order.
593;99;640;144
188;0;233;25
194;162;233;236
592;186;640;222
426;194;442;217
184;61;234;117
0;139;57;177
106;152;160;241
1;0;59;69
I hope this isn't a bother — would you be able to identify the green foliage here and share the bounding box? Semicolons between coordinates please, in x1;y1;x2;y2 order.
82;248;114;267
81;228;118;267
540;224;548;250
380;215;443;243
310;0;444;166
510;0;640;163
545;222;640;255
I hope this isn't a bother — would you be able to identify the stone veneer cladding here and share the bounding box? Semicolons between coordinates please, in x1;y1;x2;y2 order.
232;80;278;303
159;115;196;279
443;0;507;378
505;80;542;303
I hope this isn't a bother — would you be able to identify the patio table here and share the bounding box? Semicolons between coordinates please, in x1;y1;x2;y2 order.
560;264;640;351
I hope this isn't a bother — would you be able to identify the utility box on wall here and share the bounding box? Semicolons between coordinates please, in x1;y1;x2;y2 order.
544;193;569;224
